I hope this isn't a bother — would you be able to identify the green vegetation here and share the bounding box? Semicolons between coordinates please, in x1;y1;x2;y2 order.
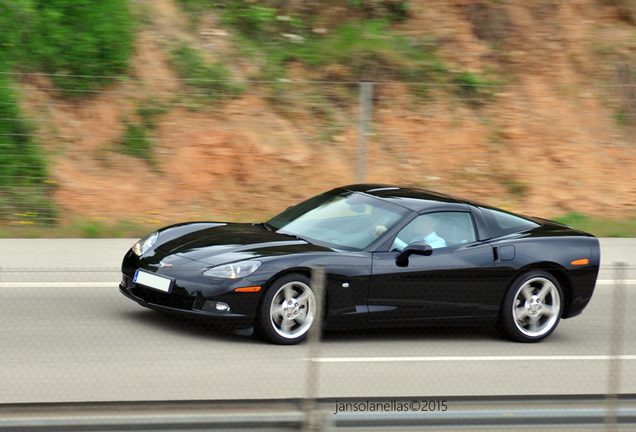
554;212;636;237
319;20;444;81
2;0;134;94
172;0;502;128
176;1;483;98
615;63;636;126
121;121;154;160
138;98;167;128
120;99;169;165
75;220;149;238
0;219;155;239
0;72;57;225
453;71;496;108
0;0;136;225
170;42;242;104
499;177;528;197
612;109;629;125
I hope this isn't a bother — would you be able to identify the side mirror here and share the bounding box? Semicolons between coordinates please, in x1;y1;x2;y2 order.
396;242;433;267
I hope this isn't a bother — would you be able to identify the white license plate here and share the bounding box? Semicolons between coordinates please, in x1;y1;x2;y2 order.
134;270;172;293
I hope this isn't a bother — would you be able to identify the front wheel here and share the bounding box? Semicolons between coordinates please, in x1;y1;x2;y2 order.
498;271;563;343
258;274;317;345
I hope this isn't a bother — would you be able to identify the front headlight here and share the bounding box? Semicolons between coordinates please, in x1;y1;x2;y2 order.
132;232;158;256
203;260;262;279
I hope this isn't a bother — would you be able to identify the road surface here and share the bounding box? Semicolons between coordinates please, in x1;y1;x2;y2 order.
0;238;634;403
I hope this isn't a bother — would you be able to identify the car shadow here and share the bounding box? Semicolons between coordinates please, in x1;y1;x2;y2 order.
322;325;504;343
122;309;250;343
121;309;506;344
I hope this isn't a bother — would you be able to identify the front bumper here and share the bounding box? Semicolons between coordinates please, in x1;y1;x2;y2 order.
119;275;255;328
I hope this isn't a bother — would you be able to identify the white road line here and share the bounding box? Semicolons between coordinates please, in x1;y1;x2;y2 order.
0;282;117;288
0;280;635;288
311;355;636;363
596;280;636;285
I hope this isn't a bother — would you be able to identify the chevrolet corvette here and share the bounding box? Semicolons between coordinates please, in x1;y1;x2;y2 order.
120;184;600;344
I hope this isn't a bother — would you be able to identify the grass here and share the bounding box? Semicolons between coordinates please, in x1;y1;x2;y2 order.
501;178;528;197
0;71;57;225
176;1;496;109
612;109;629;125
453;71;497;108
170;42;242;105
0;219;159;239
554;213;636;237
119;98;169;165
137;98;168;128
3;0;135;94
121;121;154;161
176;2;443;80
0;190;58;227
0;0;137;226
4;211;635;239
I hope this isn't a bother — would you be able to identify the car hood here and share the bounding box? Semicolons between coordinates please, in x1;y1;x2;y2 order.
153;222;333;266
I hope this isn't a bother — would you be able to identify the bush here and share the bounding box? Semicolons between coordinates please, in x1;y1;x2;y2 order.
170;43;243;101
221;2;279;38
0;75;44;186
0;1;31;67
121;122;154;159
0;72;56;224
24;0;134;94
453;71;495;108
0;0;135;225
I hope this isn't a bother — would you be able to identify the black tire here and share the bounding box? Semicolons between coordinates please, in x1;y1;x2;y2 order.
498;270;563;343
257;273;316;345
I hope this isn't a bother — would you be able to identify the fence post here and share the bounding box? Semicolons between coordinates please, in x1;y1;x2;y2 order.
605;262;626;432
302;266;328;432
355;80;373;184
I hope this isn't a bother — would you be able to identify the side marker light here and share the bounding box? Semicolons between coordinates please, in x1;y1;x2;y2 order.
235;286;262;292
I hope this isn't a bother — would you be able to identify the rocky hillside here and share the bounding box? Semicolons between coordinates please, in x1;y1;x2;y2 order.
10;0;636;230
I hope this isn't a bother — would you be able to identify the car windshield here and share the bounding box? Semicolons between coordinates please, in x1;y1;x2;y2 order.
267;191;406;250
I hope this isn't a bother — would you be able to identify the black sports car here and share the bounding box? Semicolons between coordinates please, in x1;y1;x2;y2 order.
120;184;600;344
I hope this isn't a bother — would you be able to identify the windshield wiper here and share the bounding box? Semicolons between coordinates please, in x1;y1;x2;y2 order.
257;222;274;232
257;222;310;243
277;230;310;243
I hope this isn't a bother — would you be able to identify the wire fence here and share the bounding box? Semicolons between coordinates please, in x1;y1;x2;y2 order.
0;258;634;430
1;72;636;228
1;72;636;428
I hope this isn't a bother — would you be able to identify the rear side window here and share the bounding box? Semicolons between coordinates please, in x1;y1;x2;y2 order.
480;207;539;238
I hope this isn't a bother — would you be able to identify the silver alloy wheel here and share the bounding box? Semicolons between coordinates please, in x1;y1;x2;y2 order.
512;276;561;338
269;281;316;340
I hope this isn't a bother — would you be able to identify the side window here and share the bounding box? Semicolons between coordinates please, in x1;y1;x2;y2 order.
391;212;477;251
480;207;539;238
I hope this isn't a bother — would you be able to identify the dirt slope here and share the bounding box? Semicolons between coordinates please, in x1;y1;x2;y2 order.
21;0;636;227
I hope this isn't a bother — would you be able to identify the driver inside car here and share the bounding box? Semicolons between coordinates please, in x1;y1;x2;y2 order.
369;206;390;238
391;214;447;251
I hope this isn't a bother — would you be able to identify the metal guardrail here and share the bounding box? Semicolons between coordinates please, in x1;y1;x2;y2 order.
2;396;636;431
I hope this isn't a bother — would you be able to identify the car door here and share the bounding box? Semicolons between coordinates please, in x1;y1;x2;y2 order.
368;211;495;322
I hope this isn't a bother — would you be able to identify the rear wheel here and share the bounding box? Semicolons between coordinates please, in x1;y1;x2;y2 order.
258;274;316;345
498;271;563;343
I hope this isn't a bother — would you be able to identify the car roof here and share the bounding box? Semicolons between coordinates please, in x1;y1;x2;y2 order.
339;184;473;213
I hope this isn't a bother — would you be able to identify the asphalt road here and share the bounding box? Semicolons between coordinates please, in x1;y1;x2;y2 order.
0;238;635;404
